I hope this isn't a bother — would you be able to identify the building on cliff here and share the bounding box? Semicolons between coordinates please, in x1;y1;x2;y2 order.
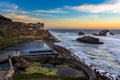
29;22;44;29
0;15;50;38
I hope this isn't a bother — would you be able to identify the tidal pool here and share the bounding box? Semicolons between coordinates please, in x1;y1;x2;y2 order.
13;62;88;80
0;40;52;58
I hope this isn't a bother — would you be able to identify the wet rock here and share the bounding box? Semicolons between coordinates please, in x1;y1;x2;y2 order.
76;36;104;44
109;32;114;35
52;45;73;59
99;30;114;36
14;56;31;69
78;31;85;35
0;15;12;22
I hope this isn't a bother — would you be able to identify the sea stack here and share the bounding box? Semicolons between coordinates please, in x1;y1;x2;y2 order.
78;31;85;35
92;30;114;36
99;30;114;36
76;36;104;44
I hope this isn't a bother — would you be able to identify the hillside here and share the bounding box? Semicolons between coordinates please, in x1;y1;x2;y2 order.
0;15;50;38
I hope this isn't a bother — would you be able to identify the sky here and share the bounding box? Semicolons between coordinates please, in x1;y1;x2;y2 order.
0;0;120;29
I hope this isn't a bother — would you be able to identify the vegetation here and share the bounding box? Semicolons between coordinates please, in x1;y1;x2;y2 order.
25;62;57;75
13;62;88;80
0;38;41;49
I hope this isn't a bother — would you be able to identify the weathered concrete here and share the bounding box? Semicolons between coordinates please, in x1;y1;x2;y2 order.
22;55;111;80
44;39;111;80
5;57;14;80
0;69;8;80
21;55;94;80
14;56;31;69
0;53;111;80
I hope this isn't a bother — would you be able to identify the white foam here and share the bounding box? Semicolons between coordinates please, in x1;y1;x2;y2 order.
50;31;120;80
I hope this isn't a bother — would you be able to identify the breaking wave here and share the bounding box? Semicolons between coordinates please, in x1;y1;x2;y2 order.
50;30;120;80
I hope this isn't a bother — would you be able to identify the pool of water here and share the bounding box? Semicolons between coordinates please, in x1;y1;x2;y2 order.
41;63;86;78
14;62;88;80
0;62;9;69
0;40;52;58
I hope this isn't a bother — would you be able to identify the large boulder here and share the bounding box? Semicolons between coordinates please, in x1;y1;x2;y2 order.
99;30;114;36
76;36;104;44
78;31;85;35
0;15;12;21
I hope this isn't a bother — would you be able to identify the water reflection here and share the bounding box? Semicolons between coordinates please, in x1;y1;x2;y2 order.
0;62;9;69
0;40;52;58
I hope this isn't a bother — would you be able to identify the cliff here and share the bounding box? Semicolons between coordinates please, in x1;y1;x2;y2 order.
0;15;12;22
0;15;50;38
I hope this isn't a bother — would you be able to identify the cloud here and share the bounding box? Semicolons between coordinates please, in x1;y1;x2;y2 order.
1;9;59;17
4;14;42;23
34;13;58;17
0;2;18;10
1;9;30;15
35;8;69;14
0;1;68;19
65;0;120;13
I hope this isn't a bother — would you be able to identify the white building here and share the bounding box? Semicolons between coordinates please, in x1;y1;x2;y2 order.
30;22;44;29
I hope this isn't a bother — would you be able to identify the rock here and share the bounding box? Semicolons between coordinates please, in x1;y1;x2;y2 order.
92;33;99;36
0;15;12;22
14;56;31;69
76;36;104;44
78;31;85;35
109;32;114;35
92;30;114;36
52;45;73;59
99;30;114;36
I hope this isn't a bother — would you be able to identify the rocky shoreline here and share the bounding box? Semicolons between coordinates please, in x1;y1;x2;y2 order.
43;33;112;80
44;29;120;80
0;15;117;80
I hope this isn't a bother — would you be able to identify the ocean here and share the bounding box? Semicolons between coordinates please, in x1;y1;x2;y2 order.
49;29;120;80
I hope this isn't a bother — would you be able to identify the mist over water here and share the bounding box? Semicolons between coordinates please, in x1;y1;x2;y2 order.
50;29;120;79
49;29;120;34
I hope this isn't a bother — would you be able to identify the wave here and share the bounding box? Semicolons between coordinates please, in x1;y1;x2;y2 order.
50;30;120;79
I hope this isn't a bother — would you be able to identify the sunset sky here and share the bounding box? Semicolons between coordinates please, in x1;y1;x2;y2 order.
0;0;120;29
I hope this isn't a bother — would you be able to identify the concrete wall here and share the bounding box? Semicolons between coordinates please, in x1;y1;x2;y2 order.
21;55;110;80
0;55;110;80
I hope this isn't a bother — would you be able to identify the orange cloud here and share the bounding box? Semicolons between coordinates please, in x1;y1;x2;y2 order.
4;14;43;23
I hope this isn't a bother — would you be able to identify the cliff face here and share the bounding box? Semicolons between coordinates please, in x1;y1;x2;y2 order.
0;15;12;22
0;15;51;38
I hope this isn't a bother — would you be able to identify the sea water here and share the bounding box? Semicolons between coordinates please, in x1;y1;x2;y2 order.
49;29;120;80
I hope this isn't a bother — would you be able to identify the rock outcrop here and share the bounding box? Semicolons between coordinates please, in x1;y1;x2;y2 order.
0;15;12;22
78;31;85;35
92;30;114;36
0;15;52;38
13;56;31;69
52;45;73;59
99;30;109;36
76;36;104;44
